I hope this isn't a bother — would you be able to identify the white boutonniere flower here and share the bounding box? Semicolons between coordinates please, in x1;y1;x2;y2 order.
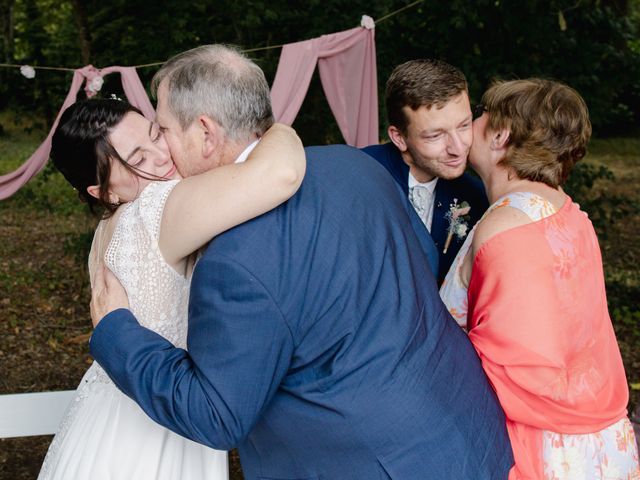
443;198;471;254
455;223;468;237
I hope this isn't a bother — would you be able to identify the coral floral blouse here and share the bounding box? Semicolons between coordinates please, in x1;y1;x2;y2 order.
442;192;631;479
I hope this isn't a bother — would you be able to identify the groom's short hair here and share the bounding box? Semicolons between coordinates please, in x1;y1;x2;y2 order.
386;59;468;135
151;44;274;141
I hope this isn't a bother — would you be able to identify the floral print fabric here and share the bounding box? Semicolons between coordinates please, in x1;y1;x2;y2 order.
543;418;639;480
440;191;640;479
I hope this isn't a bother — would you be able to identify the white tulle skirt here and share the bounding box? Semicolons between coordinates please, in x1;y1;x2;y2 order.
38;363;228;480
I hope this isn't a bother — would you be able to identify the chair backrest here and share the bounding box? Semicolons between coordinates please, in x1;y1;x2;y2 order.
0;390;75;438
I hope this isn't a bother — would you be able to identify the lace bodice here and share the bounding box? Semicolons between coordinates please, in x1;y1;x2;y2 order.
103;180;190;348
86;179;189;385
39;181;191;478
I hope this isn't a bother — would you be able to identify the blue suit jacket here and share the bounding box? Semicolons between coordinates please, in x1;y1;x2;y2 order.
362;143;489;285
90;145;512;479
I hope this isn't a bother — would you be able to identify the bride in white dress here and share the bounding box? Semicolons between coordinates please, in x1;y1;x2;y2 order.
38;98;305;479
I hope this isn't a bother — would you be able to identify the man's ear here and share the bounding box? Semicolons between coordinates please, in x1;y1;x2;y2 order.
86;184;100;200
388;125;408;152
198;115;222;159
491;129;510;151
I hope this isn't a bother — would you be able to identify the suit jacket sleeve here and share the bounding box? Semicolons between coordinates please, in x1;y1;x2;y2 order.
89;254;294;450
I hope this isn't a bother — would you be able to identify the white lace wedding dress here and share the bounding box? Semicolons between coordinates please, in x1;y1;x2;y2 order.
38;180;228;480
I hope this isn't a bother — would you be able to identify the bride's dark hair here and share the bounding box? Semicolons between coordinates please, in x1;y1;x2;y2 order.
51;98;145;217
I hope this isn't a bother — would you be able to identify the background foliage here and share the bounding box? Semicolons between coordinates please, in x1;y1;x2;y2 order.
0;1;638;478
0;0;639;143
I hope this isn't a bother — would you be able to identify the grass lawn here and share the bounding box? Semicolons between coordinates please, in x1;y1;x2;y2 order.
0;116;638;479
580;138;640;411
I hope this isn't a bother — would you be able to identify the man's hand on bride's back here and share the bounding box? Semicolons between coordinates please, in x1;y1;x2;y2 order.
90;264;130;328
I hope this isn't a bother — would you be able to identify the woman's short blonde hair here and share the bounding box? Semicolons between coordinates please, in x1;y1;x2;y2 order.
482;78;592;187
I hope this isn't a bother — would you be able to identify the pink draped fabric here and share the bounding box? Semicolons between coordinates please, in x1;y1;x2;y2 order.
467;199;630;479
270;26;378;148
0;66;153;200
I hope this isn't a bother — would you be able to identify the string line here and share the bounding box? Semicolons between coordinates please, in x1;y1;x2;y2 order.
0;1;424;72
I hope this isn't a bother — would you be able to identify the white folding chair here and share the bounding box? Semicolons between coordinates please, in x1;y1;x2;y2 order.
0;390;75;438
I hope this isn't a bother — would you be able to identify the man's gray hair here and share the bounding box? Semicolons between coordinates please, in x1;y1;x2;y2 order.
151;44;274;140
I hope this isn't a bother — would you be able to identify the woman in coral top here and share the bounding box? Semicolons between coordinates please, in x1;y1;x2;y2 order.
440;78;639;479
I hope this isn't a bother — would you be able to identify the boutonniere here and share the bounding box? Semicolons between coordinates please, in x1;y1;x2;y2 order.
443;199;471;254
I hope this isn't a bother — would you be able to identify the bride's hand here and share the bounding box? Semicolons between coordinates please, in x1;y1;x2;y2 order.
90;264;130;328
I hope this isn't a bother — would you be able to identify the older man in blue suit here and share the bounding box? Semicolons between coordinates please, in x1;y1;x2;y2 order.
90;45;512;479
363;59;489;285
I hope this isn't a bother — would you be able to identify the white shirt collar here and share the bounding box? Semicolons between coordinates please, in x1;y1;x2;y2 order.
408;172;438;193
234;139;260;164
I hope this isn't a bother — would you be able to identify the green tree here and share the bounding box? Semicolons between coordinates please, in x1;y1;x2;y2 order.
3;0;639;138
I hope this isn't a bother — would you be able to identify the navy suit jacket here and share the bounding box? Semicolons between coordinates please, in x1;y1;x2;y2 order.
90;145;512;479
362;143;489;285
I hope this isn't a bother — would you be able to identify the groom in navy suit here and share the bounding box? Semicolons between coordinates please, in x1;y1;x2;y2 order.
90;45;512;479
363;59;489;285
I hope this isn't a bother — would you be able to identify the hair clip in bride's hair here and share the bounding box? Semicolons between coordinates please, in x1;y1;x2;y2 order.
109;94;123;101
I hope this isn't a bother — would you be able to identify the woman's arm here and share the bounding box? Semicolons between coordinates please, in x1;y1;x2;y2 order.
159;123;305;268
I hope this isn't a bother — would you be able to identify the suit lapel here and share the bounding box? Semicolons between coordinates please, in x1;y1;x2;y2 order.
431;181;453;251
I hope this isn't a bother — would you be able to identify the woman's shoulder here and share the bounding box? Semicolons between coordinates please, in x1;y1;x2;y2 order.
137;179;180;204
472;203;532;256
132;180;180;237
472;190;568;258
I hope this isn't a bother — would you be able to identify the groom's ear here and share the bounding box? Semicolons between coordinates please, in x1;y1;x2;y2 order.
198;115;222;159
388;125;408;152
